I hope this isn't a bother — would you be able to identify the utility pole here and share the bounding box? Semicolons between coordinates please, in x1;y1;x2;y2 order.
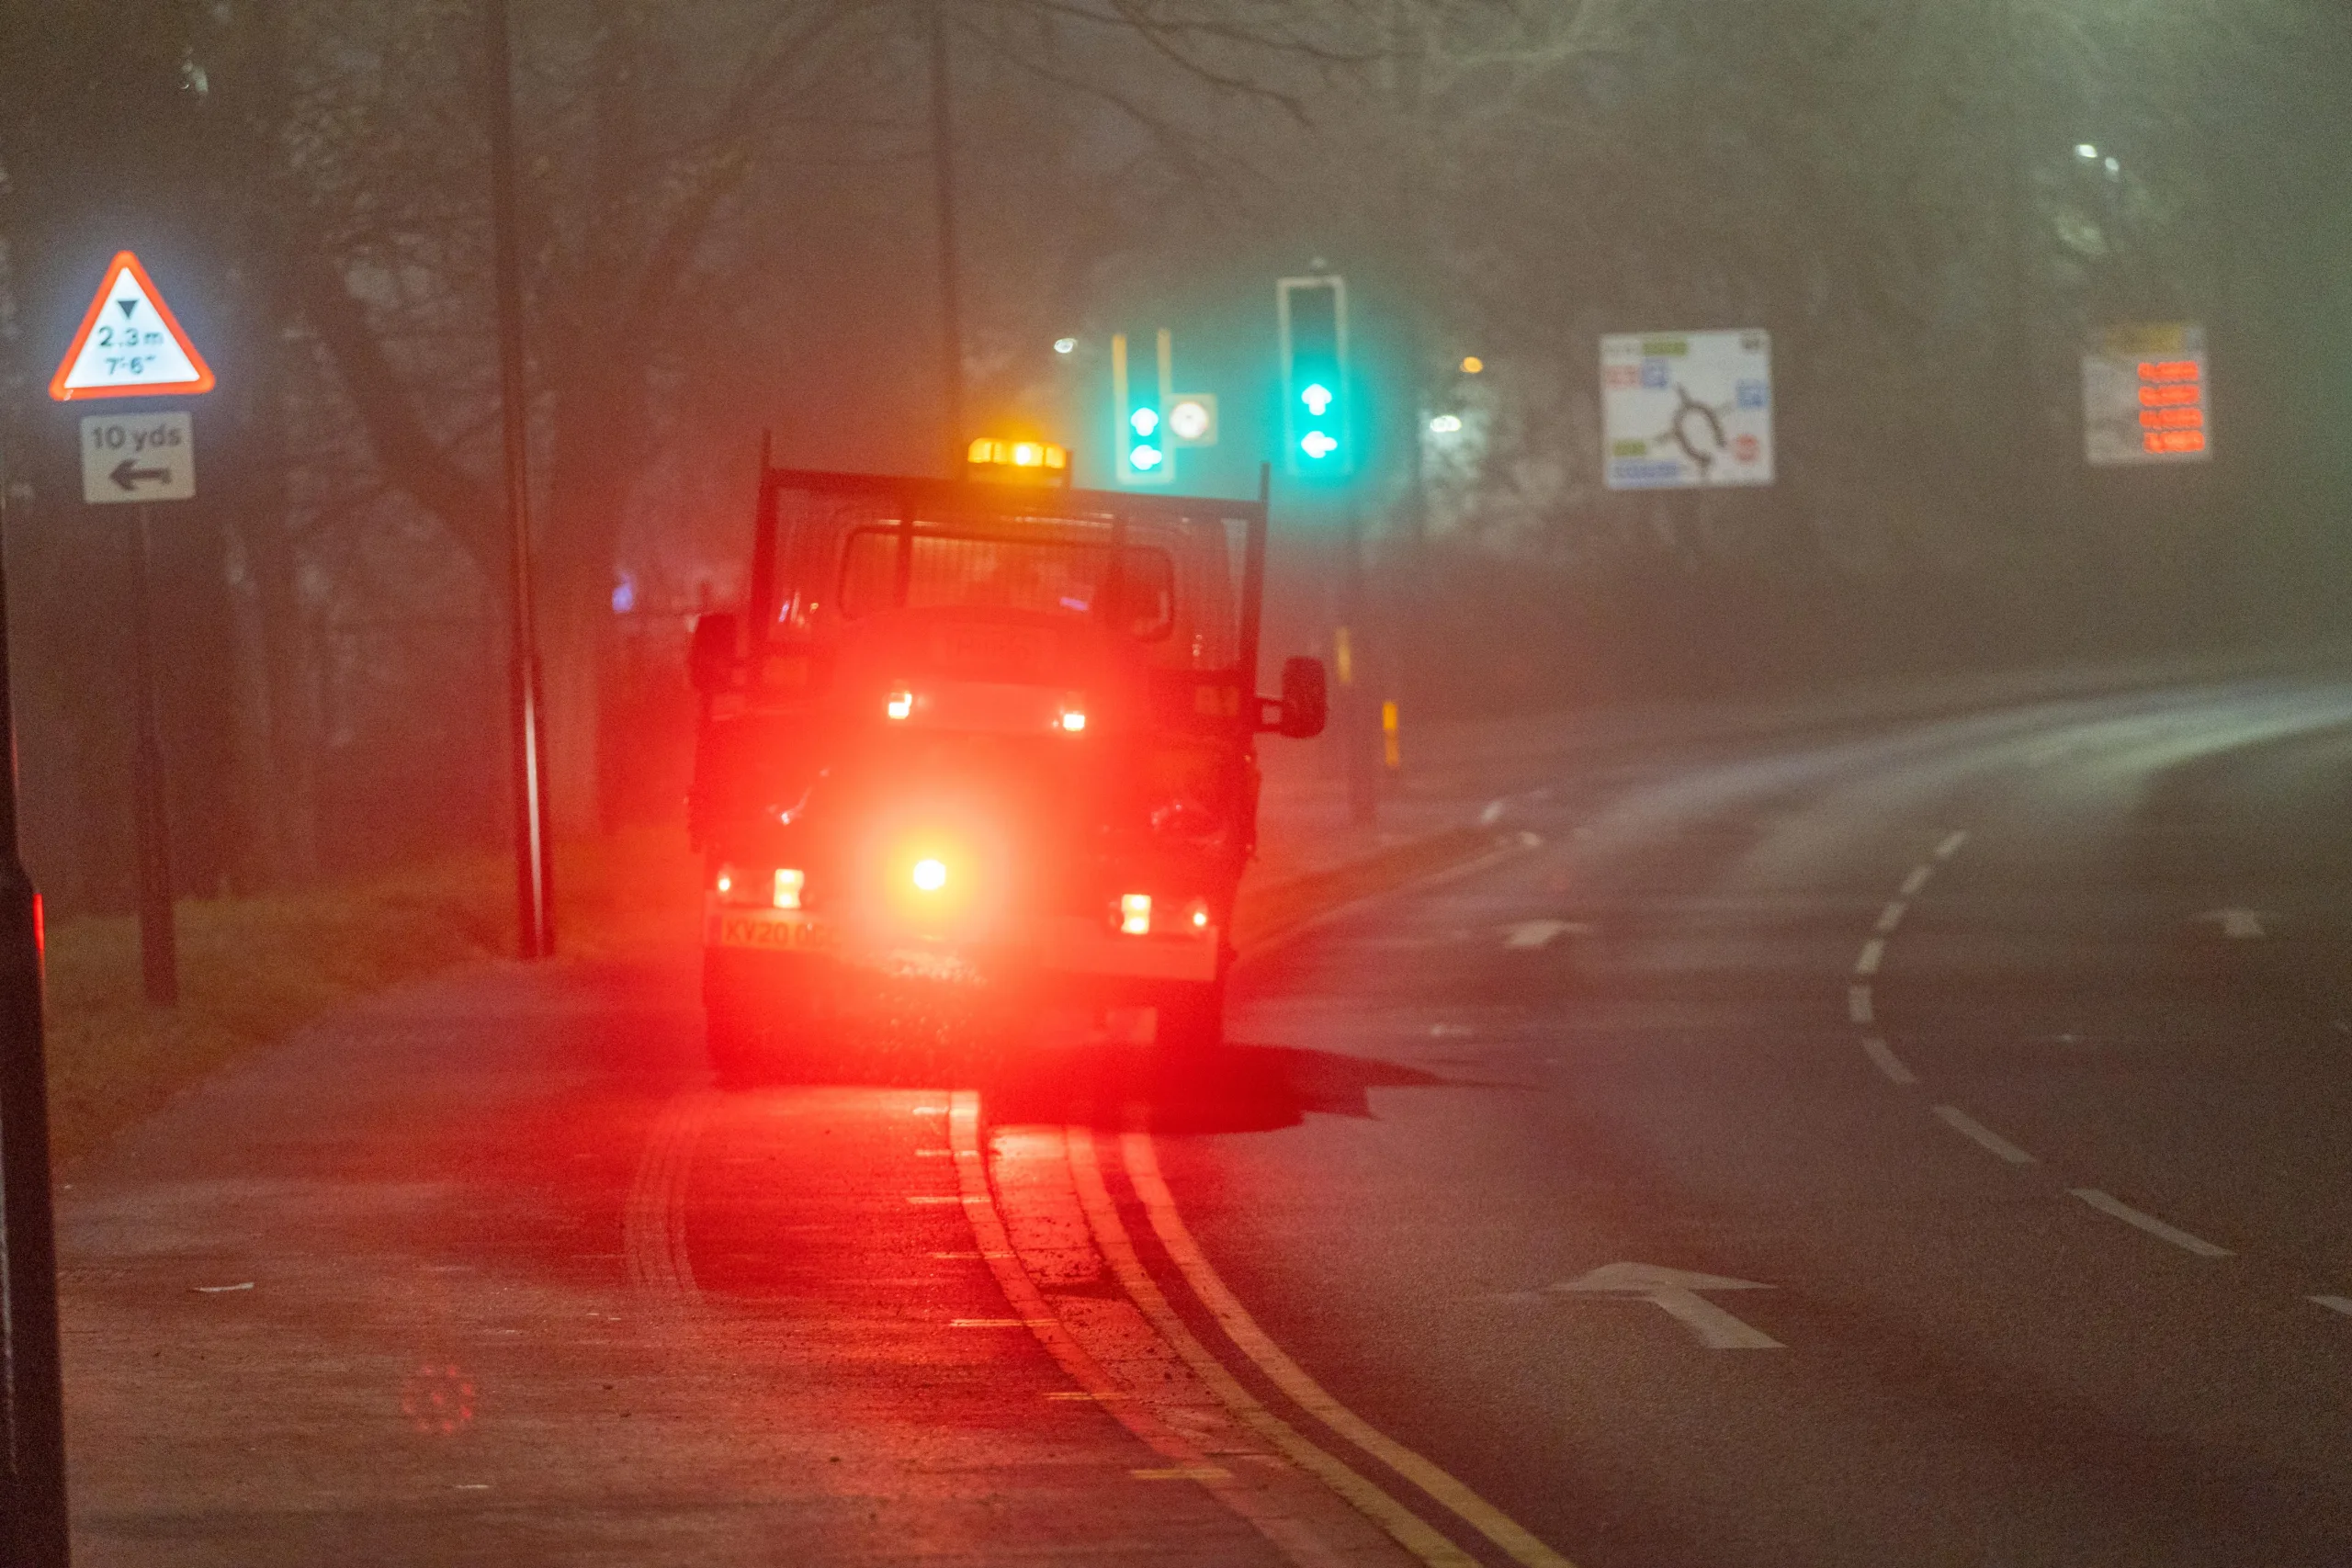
484;0;555;959
0;456;72;1564
928;2;967;474
1990;0;2046;543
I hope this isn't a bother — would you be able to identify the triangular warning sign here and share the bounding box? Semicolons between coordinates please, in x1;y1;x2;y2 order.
49;251;215;401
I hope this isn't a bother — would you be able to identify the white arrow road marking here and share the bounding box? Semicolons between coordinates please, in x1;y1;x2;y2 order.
1554;1263;1782;1349
2195;908;2268;940
1502;919;1591;949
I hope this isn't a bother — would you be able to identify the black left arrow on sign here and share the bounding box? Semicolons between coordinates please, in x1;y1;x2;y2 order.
109;458;171;491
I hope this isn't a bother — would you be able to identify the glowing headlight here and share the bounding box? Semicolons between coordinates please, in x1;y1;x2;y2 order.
886;688;914;720
912;858;949;893
1120;893;1152;936
774;868;805;909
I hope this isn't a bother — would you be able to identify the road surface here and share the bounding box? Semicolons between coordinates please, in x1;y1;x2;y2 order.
62;671;2352;1565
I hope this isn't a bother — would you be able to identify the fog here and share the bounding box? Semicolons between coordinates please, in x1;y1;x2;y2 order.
2;0;2347;914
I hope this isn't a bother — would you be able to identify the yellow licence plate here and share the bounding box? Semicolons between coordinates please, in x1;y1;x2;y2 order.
713;912;831;953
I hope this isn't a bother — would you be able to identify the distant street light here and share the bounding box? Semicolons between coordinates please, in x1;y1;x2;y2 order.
1429;414;1463;434
2075;142;2098;160
1459;355;1484;375
1053;336;1076;355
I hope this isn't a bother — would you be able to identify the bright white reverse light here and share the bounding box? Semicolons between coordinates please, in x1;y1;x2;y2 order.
911;858;948;893
1429;414;1463;434
1120;893;1152;936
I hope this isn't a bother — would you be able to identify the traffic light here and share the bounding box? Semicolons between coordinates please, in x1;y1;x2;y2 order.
1279;275;1351;479
1113;329;1175;486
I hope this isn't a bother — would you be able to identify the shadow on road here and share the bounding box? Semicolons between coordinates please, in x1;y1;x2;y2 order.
726;1030;1485;1136
980;1038;1475;1135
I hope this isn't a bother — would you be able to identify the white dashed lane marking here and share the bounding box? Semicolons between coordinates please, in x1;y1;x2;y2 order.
1860;1037;1917;1085
1854;939;1884;976
1934;830;1969;860
2070;1189;2233;1258
1874;901;1906;934
1930;1105;2038;1166
1901;865;1933;897
1848;986;1874;1025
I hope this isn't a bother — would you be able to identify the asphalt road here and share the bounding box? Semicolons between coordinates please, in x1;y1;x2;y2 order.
1159;673;2352;1566
60;671;2352;1565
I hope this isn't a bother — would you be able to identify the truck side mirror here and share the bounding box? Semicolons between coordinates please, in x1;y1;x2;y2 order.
1278;655;1328;739
688;612;740;695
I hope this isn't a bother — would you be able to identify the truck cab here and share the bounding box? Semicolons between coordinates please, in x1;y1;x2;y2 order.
686;461;1326;1082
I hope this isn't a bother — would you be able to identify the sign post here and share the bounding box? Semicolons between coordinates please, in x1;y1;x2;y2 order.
2;256;214;1558
57;255;213;1009
76;413;194;1006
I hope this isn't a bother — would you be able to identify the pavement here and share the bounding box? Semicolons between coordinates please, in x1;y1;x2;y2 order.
54;660;2352;1565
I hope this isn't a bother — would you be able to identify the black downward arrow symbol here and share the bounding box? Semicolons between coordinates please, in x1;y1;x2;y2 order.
117;299;137;318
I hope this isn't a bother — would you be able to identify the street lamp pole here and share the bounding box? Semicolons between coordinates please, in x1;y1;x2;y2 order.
484;0;555;959
928;1;967;474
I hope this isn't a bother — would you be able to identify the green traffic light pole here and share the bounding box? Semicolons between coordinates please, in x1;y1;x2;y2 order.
0;452;73;1564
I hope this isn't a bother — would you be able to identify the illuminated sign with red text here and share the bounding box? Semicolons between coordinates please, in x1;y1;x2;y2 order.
2083;324;2211;467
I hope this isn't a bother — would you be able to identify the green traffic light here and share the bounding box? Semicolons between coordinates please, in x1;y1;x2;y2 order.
1130;407;1160;437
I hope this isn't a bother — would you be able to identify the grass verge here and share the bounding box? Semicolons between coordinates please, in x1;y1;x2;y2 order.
42;816;1498;1168
42;829;701;1168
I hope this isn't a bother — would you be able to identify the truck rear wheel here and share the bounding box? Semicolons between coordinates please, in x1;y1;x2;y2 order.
1154;976;1225;1053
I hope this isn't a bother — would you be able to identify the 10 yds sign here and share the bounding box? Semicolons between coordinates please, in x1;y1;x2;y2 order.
81;411;195;503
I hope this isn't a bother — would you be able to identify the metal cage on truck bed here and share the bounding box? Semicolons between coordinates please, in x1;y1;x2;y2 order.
740;468;1270;695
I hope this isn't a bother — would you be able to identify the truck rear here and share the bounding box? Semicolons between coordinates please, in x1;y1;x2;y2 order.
685;462;1326;1083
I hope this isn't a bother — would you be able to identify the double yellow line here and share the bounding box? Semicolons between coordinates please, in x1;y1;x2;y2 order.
950;1090;1577;1568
